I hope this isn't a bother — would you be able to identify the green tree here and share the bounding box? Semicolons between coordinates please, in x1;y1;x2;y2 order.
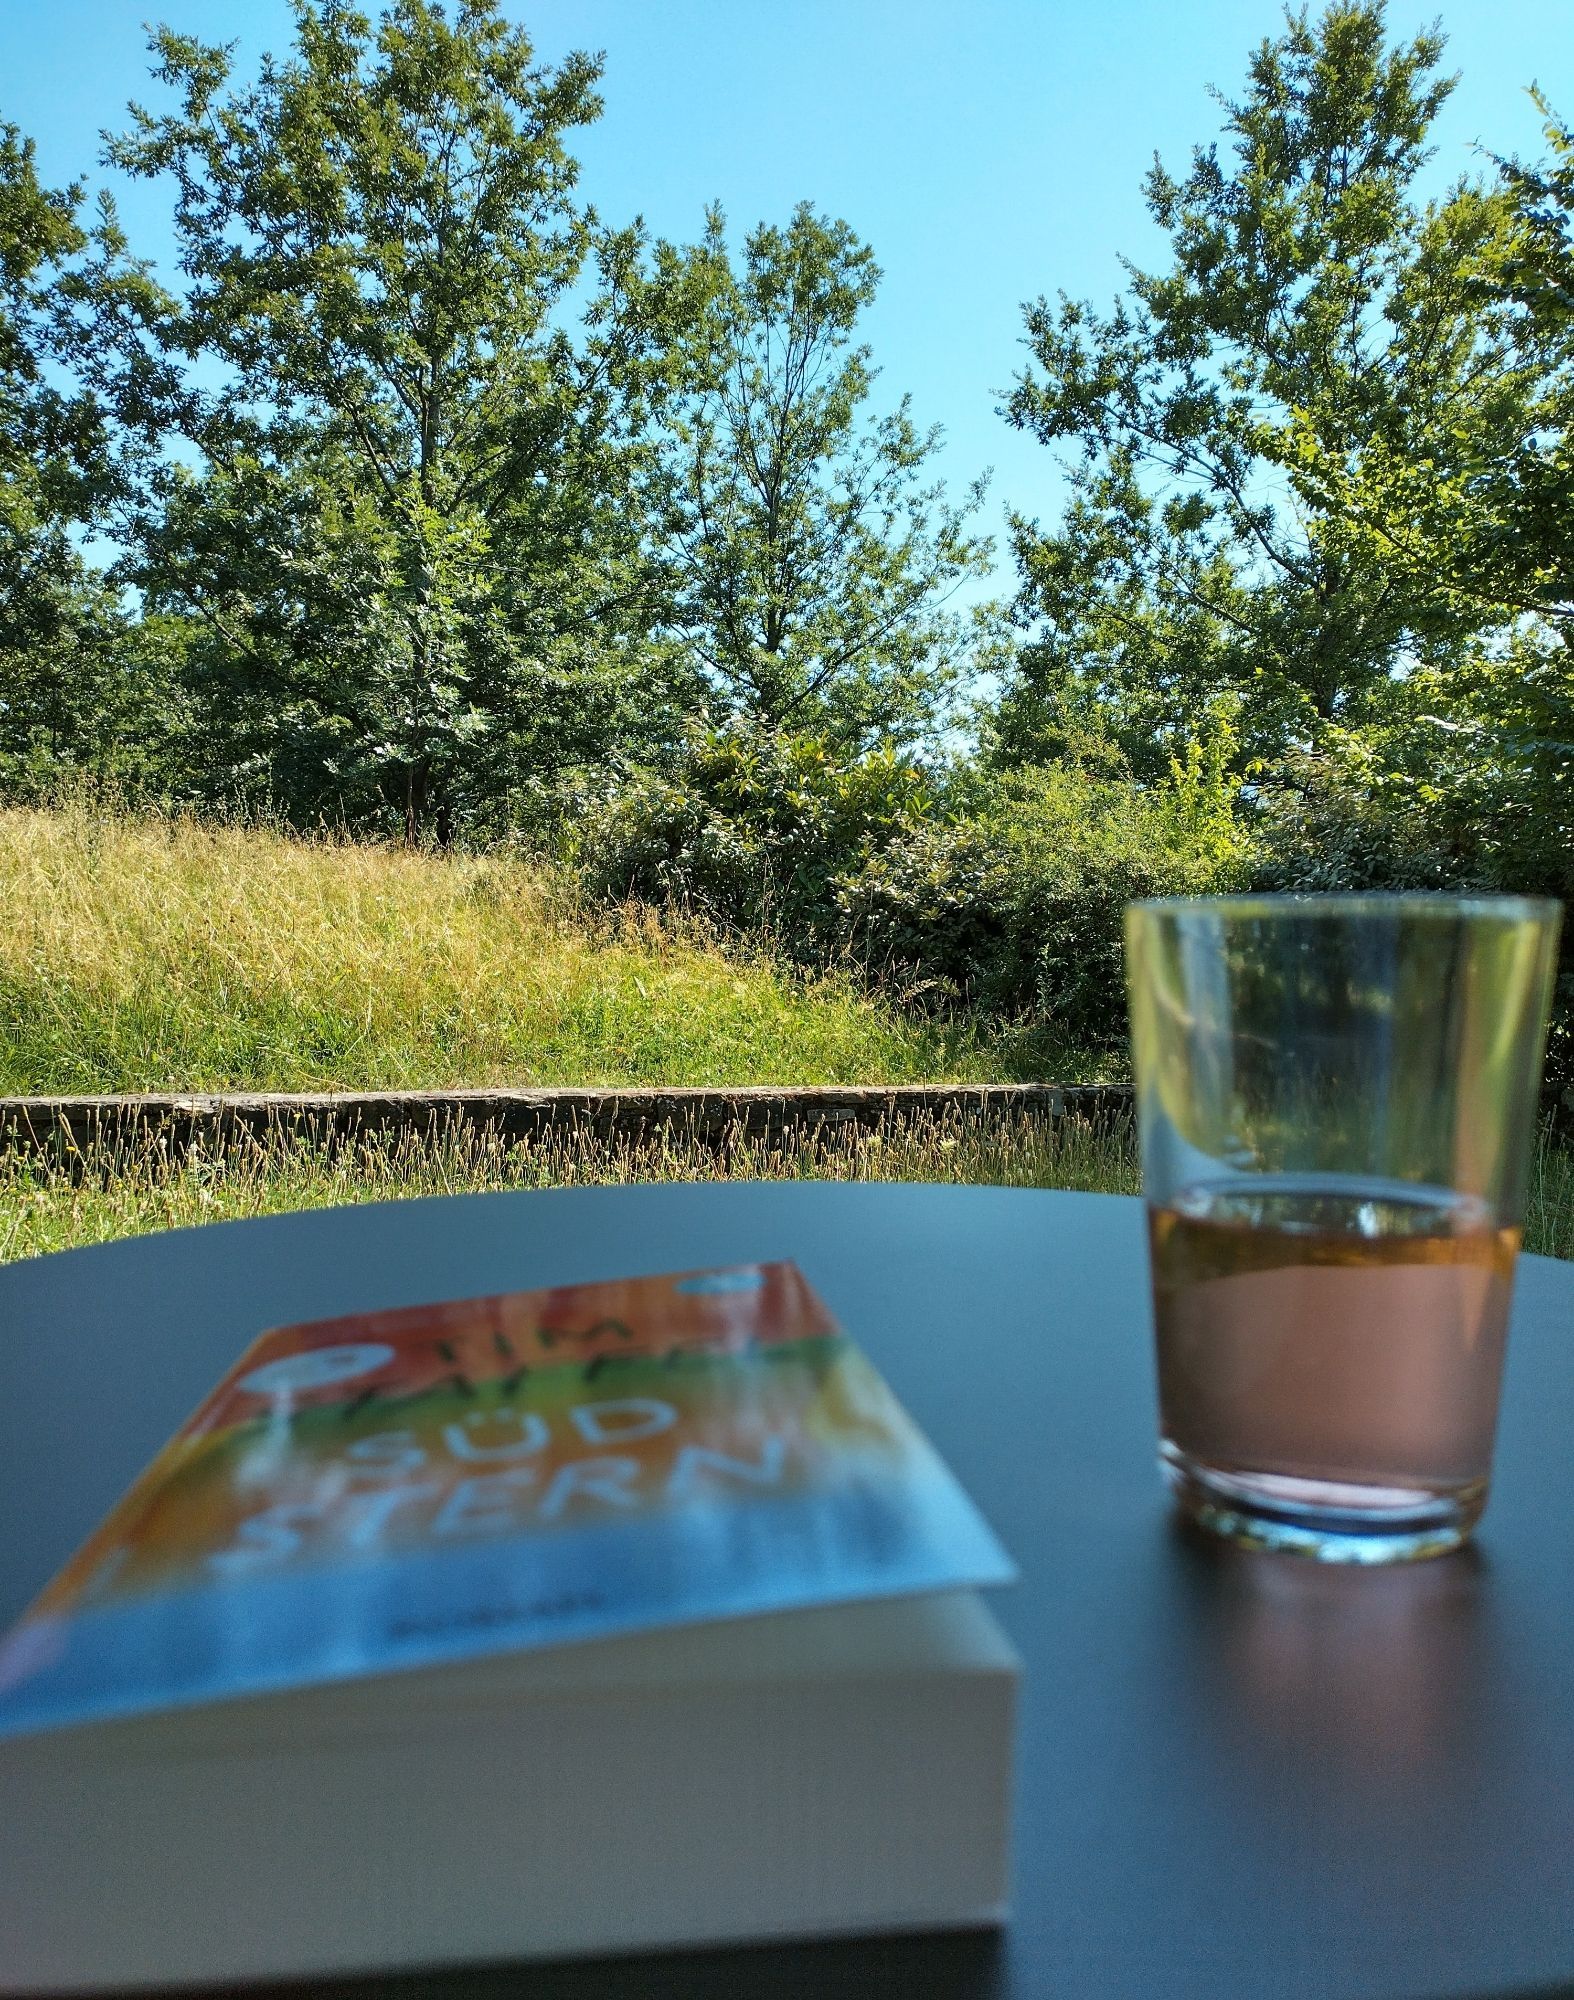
0;120;95;658
1496;106;1574;614
108;0;679;840
0;118;175;788
637;204;992;752
1316;92;1574;639
997;1;1537;781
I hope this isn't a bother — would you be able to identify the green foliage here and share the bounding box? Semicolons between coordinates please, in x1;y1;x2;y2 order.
1318;91;1574;637
635;204;993;750
0;614;195;804
1489;97;1574;628
0;124;131;775
105;0;685;839
0;121;114;577
0;121;88;610
987;0;1570;1085
999;2;1538;779
573;721;1247;1058
1249;627;1574;1093
571;723;939;949
0;115;198;799
844;763;1247;1049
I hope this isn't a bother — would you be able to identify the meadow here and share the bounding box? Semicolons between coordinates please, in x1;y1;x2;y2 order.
0;806;1567;1266
0;806;1045;1094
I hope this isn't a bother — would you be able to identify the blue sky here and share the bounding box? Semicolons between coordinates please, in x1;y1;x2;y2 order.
4;0;1570;598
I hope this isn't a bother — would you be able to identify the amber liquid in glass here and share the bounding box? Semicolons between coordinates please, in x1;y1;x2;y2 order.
1149;1179;1519;1548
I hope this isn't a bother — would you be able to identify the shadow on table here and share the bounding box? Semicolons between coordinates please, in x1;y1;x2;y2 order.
191;1928;1007;2000
1164;1514;1495;1784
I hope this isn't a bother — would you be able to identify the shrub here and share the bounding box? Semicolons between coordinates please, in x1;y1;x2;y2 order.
1247;749;1464;894
571;725;1248;1059
1250;740;1574;1105
842;763;1247;1049
569;725;937;952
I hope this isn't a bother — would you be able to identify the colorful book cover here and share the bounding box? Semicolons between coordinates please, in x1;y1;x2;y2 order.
0;1262;1014;1739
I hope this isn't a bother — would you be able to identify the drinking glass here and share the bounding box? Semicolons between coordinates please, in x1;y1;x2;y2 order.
1125;894;1561;1562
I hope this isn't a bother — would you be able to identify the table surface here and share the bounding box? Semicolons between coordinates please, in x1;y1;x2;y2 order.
2;1182;1572;2000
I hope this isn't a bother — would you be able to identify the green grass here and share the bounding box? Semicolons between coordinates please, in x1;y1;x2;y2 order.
0;805;1565;1263
0;1111;1142;1263
1;1114;1568;1265
0;805;1100;1092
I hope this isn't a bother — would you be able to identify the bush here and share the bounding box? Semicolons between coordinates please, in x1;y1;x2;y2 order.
571;726;1248;1059
1246;749;1464;894
842;763;1246;1049
569;725;937;952
1250;739;1574;1105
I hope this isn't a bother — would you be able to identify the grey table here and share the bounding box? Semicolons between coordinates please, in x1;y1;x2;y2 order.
2;1183;1572;2000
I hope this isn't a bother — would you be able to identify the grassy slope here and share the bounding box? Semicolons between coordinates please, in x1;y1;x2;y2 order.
0;807;1046;1092
0;806;1565;1262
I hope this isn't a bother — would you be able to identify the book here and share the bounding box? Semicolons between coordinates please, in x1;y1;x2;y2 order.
0;1260;1014;1736
0;1261;1019;1989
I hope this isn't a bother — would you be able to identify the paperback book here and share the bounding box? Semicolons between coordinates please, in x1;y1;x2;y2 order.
0;1260;1014;1738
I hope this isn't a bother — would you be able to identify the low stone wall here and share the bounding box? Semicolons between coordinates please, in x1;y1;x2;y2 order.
0;1083;1135;1159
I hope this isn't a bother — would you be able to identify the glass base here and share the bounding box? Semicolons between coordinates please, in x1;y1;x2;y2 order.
1161;1442;1486;1564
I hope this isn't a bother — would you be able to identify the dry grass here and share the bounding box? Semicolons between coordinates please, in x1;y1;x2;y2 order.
1526;1132;1574;1261
1;1113;1567;1265
0;806;1018;1091
0;1111;1142;1263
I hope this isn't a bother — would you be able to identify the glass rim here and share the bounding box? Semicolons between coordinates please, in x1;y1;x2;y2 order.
1128;891;1562;925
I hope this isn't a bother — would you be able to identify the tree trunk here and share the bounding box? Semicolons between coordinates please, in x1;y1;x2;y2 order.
403;761;429;846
